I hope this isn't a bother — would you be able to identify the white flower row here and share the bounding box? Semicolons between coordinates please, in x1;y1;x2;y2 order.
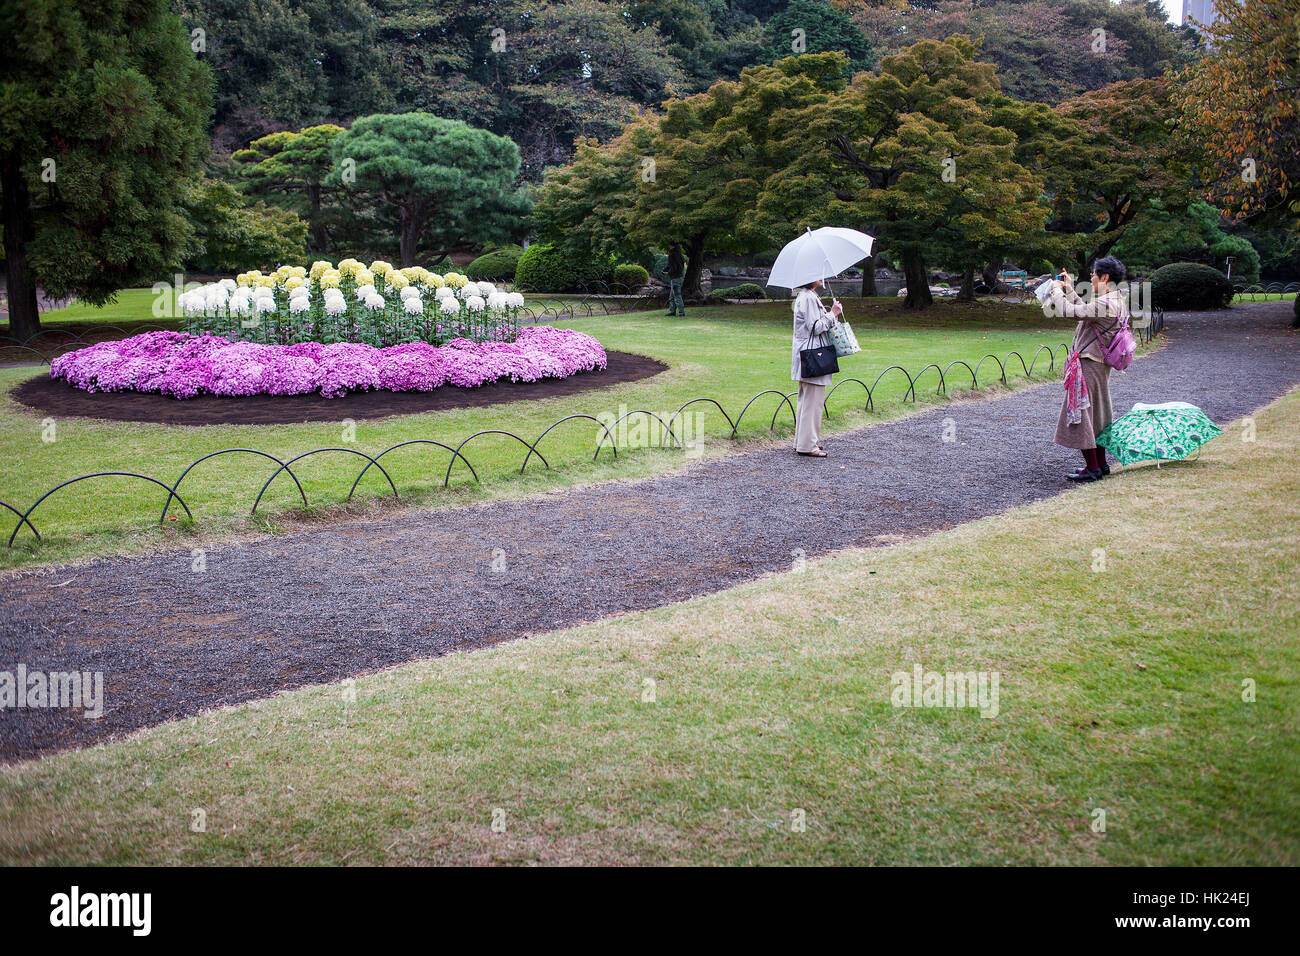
178;280;525;318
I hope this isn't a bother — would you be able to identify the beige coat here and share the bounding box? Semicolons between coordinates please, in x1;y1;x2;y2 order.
791;288;838;385
1046;286;1124;363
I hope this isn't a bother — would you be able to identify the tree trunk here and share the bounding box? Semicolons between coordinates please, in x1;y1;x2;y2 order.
2;149;41;340
306;182;327;254
955;265;977;302
682;232;708;300
982;260;1009;295
901;248;932;309
860;255;876;297
398;208;425;267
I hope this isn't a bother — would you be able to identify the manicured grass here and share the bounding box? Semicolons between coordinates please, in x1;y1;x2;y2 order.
1;287;632;335
22;287;178;327
0;300;1084;570
1;387;1293;865
1232;291;1297;303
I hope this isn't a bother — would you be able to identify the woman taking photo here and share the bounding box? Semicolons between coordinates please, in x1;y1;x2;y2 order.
1046;255;1129;482
791;279;843;457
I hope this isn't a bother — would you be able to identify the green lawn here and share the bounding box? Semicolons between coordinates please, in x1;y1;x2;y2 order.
1;286;638;335
0;299;1085;570
1;386;1292;866
1232;291;1297;303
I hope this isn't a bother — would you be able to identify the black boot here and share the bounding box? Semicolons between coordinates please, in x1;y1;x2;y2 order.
1067;450;1100;481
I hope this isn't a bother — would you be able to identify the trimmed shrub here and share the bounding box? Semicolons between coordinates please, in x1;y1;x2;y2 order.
708;282;768;300
466;244;524;282
513;243;614;293
612;263;650;292
1150;262;1235;311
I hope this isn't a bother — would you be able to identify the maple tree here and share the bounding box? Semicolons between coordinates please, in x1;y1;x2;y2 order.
1175;0;1300;230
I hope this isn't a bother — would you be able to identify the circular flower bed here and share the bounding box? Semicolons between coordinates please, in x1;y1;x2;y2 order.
50;327;608;400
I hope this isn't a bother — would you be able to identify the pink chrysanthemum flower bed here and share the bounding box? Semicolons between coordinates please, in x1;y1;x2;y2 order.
50;327;608;400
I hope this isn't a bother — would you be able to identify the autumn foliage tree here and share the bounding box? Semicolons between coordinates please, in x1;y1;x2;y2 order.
1176;0;1300;231
1045;78;1189;273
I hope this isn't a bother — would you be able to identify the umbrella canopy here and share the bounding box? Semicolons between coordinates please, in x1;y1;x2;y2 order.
1096;401;1223;467
766;227;875;289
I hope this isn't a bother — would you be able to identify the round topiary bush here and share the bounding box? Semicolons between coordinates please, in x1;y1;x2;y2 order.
466;245;524;282
513;243;614;293
612;263;650;292
708;282;768;300
1150;262;1235;311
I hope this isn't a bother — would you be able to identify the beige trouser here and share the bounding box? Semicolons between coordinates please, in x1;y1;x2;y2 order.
795;382;826;453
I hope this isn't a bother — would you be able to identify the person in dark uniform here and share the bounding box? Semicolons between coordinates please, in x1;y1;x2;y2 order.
665;242;685;317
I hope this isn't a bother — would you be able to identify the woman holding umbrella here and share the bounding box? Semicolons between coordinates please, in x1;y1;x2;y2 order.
767;227;874;459
792;279;843;457
1046;256;1129;482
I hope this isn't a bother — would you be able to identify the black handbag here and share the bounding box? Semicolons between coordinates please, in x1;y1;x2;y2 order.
799;328;839;379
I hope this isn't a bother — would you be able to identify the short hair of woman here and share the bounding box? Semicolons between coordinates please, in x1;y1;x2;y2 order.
1092;256;1125;283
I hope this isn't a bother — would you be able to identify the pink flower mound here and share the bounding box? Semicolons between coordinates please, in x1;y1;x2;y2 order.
50;328;608;399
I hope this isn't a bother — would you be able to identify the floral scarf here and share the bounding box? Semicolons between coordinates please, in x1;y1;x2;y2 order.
1062;349;1091;425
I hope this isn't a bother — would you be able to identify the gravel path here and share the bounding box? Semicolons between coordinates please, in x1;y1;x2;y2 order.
2;302;1296;761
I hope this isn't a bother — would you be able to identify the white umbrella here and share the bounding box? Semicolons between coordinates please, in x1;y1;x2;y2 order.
765;227;875;291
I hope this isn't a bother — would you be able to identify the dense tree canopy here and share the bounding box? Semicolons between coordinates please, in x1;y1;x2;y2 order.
761;0;875;72
181;177;308;273
749;38;1050;306
174;0;391;152
174;0;1193;174
1;0;212;337
233;124;346;252
850;0;1197;105
533;54;851;297
325;113;531;266
1112;200;1260;283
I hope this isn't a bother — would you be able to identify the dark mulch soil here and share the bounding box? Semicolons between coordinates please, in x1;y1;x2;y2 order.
8;350;667;425
1;304;1296;762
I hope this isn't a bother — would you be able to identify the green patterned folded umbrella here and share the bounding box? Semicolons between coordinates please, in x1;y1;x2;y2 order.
1096;401;1223;467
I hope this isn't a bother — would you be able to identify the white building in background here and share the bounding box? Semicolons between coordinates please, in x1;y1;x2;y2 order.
1181;0;1222;32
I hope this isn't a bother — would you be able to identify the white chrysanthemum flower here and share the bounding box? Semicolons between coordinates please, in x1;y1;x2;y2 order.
486;292;508;310
218;278;237;292
466;295;485;311
477;282;497;295
435;286;455;299
364;293;385;311
461;281;481;297
439;297;460;315
256;296;276;312
402;295;423;314
507;292;525;308
324;296;346;315
355;283;376;301
289;296;311;314
399;285;422;300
